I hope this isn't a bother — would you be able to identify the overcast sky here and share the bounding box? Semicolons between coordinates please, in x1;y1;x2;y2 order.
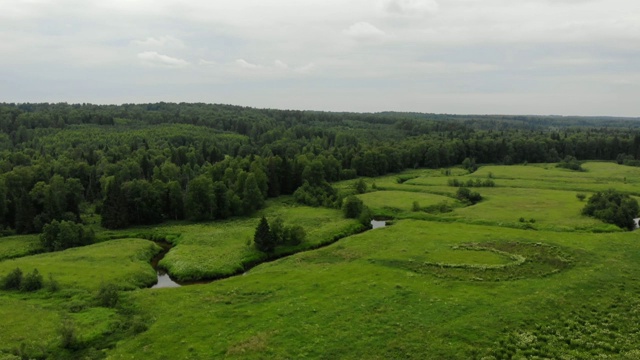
1;0;638;116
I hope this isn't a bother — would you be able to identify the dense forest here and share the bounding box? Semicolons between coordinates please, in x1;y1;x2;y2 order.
1;102;640;235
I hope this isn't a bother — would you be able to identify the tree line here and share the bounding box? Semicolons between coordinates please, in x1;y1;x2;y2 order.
1;102;640;235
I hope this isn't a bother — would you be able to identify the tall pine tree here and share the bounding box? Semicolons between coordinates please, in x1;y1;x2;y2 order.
254;217;275;252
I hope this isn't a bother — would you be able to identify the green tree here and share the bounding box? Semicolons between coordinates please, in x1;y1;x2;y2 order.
354;178;367;194
165;181;184;220
40;220;95;252
242;173;264;215
254;217;275;252
582;189;639;230
101;178;129;229
342;195;364;219
185;175;215;221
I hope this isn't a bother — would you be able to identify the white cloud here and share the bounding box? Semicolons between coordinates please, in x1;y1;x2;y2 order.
198;58;217;66
381;0;439;16
344;22;387;41
137;51;189;68
294;63;316;74
132;36;185;48
274;60;289;69
1;0;640;116
235;59;262;69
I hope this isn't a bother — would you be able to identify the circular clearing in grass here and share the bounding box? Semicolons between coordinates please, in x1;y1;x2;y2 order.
377;241;573;281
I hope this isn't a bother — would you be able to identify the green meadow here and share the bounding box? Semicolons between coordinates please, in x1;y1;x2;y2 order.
2;162;640;359
146;200;363;281
0;234;42;261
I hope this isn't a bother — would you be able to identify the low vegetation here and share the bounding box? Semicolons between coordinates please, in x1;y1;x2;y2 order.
2;102;640;358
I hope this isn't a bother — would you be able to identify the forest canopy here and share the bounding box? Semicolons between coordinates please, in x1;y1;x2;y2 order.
1;102;640;235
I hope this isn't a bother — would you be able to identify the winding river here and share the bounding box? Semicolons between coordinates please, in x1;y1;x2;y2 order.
150;219;387;289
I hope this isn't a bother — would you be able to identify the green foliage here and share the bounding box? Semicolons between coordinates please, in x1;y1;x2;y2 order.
270;217;307;246
40;220;95;252
421;201;453;214
101;177;129;229
254;217;275;253
448;178;495;187
20;268;43;292
342;195;364;219
557;155;584;171
462;157;477;173
353;178;367;194
46;273;60;292
576;192;586;201
1;267;23;290
58;317;78;350
293;181;338;208
96;282;120;308
412;201;421;212
456;187;482;204
185;175;215;221
582;189;639;230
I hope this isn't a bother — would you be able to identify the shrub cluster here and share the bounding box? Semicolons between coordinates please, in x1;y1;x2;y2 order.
582;189;639;230
1;267;44;292
293;181;338;208
254;217;307;253
40;220;95;252
448;178;495;187
415;200;454;214
616;153;640;167
556;155;584;171
456;187;482;205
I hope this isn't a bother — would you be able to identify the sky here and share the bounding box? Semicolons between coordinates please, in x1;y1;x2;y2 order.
1;0;639;116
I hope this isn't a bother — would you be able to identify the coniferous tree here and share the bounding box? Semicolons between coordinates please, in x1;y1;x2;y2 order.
254;217;275;252
101;179;129;229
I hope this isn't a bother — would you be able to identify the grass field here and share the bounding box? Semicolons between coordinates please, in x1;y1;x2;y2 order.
0;238;160;291
0;234;42;261
2;161;640;359
150;200;364;281
356;190;460;218
106;220;640;359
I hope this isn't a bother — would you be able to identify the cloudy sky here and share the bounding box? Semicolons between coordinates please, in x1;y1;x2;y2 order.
1;0;639;116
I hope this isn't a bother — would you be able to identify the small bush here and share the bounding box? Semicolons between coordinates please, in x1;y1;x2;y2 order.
557;156;584;171
2;268;23;290
47;273;60;292
412;201;421;212
59;317;78;350
20;269;43;292
96;282;119;308
457;187;482;204
353;178;367;194
576;193;586;202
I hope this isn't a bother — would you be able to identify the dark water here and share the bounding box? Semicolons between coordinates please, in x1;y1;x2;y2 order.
371;220;387;229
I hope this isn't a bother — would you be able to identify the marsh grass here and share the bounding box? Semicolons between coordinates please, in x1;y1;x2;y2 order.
3;162;640;359
0;239;160;290
0;235;42;261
